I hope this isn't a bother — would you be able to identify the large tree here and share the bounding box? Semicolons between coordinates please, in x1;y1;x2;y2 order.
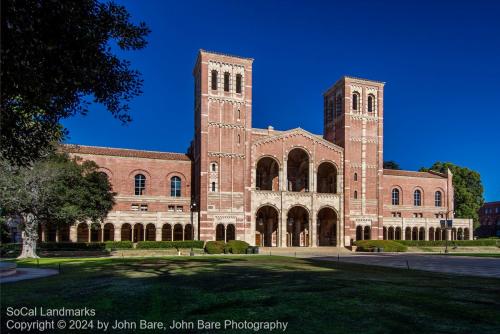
0;154;115;258
419;162;484;227
1;0;150;165
383;161;401;170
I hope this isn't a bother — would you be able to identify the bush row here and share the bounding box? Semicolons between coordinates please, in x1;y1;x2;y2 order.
136;240;204;249
394;240;499;247
204;240;250;254
355;240;408;252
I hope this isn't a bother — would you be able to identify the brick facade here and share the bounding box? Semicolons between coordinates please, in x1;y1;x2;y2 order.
48;50;472;246
477;202;500;237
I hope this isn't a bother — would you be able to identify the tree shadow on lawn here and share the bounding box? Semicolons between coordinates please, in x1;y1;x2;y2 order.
3;256;500;333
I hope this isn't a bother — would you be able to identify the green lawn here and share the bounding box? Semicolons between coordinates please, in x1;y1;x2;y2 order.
2;256;500;333
446;253;500;258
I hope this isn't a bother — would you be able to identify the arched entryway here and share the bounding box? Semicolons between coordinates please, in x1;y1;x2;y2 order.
317;207;337;246
226;224;236;241
419;227;425;241
173;224;183;241
363;226;371;240
287;148;309;192
405;227;412;240
316;162;337;193
383;227;387;240
184;224;193;240
286;206;309;246
356;225;363;240
435;227;442;240
256;157;280;191
412;227;418;240
133;223;144;242
388;227;395;240
395;227;402;240
46;223;57;242
464;228;470;240
59;224;70;242
256;206;279;247
429;227;435;241
457;228;463;240
77;223;89;242
216;224;225;241
90;223;102;242
146;223;156;241
162;224;172;241
121;223;132;241
103;223;114;241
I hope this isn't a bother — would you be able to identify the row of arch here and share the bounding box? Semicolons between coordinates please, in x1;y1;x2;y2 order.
391;188;443;207
256;149;338;193
255;205;338;247
75;223;193;243
378;226;470;241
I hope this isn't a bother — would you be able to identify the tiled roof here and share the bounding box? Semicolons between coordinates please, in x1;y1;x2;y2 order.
383;169;446;179
62;144;191;161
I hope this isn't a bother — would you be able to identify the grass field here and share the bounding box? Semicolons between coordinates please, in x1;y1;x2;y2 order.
446;253;500;258
2;256;500;333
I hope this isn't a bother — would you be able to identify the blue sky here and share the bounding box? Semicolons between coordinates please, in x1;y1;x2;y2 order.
63;0;500;201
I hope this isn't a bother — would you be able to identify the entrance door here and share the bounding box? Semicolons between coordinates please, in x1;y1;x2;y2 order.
255;233;261;246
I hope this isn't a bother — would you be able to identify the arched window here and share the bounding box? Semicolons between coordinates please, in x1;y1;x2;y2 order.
354;173;358;181
335;95;343;116
171;176;181;197
392;188;400;205
354;190;358;199
224;72;230;92
352;92;360;111
211;70;218;90
367;95;374;113
435;191;442;207
236;74;242;93
414;189;422;206
237;134;241;144
211;163;217;172
134;174;146;195
211;182;216;192
237;109;241;119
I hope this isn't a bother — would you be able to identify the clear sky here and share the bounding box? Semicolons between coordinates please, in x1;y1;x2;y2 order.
62;0;500;201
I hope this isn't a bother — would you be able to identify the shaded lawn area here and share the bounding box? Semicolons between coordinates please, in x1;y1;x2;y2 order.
446;253;500;258
2;256;500;333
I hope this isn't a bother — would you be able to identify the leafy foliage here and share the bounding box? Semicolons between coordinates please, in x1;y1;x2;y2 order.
225;240;250;254
205;241;226;254
105;241;133;249
1;0;150;165
394;240;498;247
136;241;205;249
355;240;408;252
383;161;400;170
419;162;484;227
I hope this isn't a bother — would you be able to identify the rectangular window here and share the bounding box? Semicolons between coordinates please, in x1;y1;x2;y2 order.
211;70;218;90
140;204;148;212
176;206;183;212
236;74;242;93
397;212;401;218
168;205;175;212
224;72;230;92
131;204;139;211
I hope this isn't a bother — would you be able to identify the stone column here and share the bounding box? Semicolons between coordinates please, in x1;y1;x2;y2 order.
224;225;227;242
131;226;135;243
182;225;185;241
114;225;121;241
101;225;105;242
55;226;59;242
87;224;91;242
40;223;46;242
143;226;146;241
155;226;162;241
282;159;288;191
311;215;317;247
69;225;77;242
295;218;301;246
281;209;287;247
309;161;314;192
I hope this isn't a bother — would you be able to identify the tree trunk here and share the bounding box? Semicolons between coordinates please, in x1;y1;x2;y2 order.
17;213;40;259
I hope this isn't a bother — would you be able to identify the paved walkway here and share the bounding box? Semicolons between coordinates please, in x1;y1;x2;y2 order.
0;268;59;284
313;253;500;278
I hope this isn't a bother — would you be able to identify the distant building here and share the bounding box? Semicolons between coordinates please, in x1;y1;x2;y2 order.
477;202;500;237
35;50;473;246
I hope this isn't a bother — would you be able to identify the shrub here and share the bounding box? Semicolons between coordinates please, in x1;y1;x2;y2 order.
105;241;133;249
225;240;250;254
136;240;204;249
355;240;407;252
394;240;499;247
205;241;225;254
39;242;106;250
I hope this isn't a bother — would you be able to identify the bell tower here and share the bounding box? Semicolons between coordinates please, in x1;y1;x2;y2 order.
192;50;254;242
324;76;385;244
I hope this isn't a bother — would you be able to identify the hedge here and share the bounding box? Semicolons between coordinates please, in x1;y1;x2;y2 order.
355;240;407;252
39;242;106;250
225;240;250;254
394;240;499;247
105;241;133;249
136;240;204;249
205;241;226;254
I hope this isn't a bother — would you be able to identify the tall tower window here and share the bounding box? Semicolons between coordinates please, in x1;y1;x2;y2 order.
352;92;360;111
354;190;358;199
435;191;442;207
211;163;217;172
236;74;242;93
171;176;181;197
237;134;241;144
414;189;422;206
224;72;230;91
134;174;146;196
211;182;216;192
354;173;358;181
211;70;218;90
392;188;400;205
335;95;343;116
368;95;374;113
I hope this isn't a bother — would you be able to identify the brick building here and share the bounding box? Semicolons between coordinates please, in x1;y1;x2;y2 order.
477;202;500;237
41;50;472;246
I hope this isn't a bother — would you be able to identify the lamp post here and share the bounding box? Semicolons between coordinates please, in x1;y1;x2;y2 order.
439;209;454;254
190;203;197;256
